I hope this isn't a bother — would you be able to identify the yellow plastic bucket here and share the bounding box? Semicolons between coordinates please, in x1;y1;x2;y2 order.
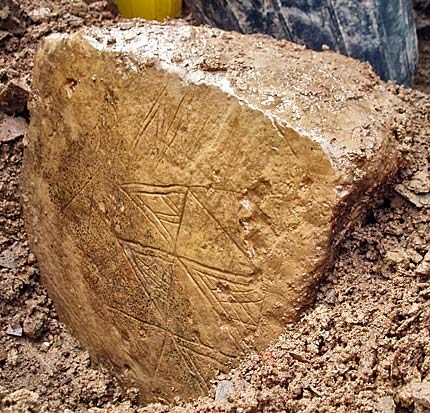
116;0;182;20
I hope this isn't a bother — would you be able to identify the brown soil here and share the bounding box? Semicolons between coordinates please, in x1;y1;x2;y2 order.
0;1;429;412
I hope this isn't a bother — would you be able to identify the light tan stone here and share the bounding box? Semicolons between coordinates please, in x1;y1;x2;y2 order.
21;22;399;402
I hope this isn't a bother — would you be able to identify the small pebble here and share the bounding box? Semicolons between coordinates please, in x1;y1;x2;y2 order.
6;325;23;337
215;380;234;401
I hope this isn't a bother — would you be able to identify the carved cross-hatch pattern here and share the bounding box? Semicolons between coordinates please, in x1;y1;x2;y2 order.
115;183;265;389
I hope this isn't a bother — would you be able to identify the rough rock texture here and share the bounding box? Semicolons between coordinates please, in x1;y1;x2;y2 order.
186;0;418;86
0;0;29;38
21;22;399;403
414;0;430;93
0;79;30;114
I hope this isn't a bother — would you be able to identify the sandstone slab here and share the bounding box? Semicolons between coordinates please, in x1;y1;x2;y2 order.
22;22;399;402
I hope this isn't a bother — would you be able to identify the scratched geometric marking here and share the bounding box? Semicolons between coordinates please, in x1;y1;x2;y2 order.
113;183;265;388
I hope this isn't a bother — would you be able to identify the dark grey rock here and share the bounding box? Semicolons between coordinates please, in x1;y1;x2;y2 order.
187;0;418;85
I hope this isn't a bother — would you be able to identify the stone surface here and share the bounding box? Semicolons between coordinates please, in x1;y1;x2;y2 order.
215;380;234;401
411;381;430;409
0;114;28;143
377;396;396;413
5;325;23;337
0;79;30;114
416;251;430;276
186;0;418;85
22;22;399;402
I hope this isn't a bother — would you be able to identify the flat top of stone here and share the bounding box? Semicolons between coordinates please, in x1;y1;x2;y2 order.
62;20;395;181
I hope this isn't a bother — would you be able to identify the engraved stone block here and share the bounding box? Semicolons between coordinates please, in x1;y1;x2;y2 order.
22;22;399;402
